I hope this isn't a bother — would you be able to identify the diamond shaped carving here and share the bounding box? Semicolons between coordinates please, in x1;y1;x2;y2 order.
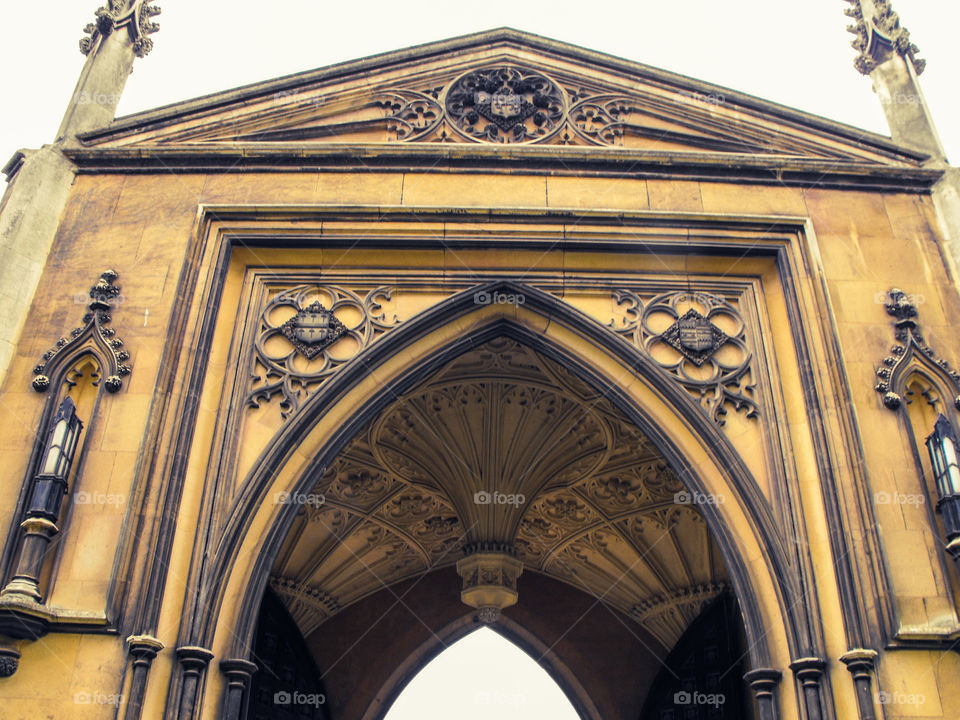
661;309;728;367
280;301;346;359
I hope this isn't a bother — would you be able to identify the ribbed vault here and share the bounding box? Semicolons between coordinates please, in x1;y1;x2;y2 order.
269;337;727;650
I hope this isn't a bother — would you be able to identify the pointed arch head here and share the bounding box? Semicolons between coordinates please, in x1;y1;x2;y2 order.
374;616;595;720
876;287;960;413
204;281;802;674
30;270;131;395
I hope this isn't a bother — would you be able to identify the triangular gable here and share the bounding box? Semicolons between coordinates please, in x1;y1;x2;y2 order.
78;29;925;167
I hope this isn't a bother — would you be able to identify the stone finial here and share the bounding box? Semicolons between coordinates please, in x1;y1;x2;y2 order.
844;0;925;74
80;1;161;57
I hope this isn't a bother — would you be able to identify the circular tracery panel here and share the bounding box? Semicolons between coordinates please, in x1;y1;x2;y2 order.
444;66;566;143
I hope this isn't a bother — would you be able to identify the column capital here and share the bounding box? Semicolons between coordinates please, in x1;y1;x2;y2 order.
127;634;163;661
175;645;214;671
219;658;258;679
839;648;878;673
789;656;827;680
744;668;782;694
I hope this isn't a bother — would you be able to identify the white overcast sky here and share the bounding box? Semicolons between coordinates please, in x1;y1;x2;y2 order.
1;2;959;167
383;627;580;719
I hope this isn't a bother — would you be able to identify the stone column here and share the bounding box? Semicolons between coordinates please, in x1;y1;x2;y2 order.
839;649;879;720
59;1;160;139
845;1;960;289
0;517;60;603
743;668;782;720
122;635;164;720
0;2;160;385
219;659;258;720
790;657;828;720
174;646;214;720
0;149;76;384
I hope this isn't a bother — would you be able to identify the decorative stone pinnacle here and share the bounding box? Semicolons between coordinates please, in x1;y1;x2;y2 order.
885;287;918;326
80;1;161;58
844;0;925;75
31;270;132;394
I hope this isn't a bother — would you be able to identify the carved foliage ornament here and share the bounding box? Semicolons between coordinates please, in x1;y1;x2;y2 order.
248;285;400;418
844;0;924;75
610;290;757;424
380;64;769;147
874;288;960;410
32;270;132;394
80;1;161;58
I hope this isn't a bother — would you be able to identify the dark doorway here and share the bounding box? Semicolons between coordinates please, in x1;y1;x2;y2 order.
639;593;751;720
247;589;332;720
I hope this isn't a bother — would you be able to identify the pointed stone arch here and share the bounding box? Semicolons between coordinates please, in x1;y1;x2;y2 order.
368;615;599;720
185;280;812;719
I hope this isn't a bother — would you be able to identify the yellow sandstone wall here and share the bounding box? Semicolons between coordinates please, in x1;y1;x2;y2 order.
0;168;956;719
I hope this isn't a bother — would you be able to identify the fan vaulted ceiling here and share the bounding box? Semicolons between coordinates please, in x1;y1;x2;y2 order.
270;338;727;651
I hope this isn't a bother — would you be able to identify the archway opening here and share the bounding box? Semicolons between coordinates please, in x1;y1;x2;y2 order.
383;626;579;719
249;336;756;719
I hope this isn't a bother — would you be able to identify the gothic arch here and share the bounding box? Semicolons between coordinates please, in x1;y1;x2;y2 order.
184;281;811;717
360;613;603;720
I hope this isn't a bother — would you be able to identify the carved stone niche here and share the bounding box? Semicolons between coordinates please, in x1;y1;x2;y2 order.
32;270;132;394
874;288;960;411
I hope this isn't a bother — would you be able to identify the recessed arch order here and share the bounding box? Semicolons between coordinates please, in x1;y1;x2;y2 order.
193;280;809;712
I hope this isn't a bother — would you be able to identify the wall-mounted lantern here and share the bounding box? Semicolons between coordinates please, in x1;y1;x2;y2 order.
30;397;83;520
0;397;83;604
926;414;960;562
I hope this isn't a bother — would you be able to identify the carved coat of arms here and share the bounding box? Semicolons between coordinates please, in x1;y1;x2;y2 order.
446;67;564;141
662;309;728;366
280;301;347;359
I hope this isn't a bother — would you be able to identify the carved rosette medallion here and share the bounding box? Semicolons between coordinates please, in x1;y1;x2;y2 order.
444;67;565;143
610;290;757;424
249;285;401;418
279;301;347;359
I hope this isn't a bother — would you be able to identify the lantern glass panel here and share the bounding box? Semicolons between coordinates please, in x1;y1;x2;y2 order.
41;419;68;475
37;397;82;481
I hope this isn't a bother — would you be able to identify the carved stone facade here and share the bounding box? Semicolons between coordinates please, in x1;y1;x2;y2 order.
1;23;959;720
